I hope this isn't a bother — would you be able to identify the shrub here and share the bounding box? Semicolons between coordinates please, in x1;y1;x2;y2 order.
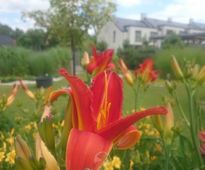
161;33;184;49
0;47;70;78
96;40;108;51
117;40;157;69
154;47;205;78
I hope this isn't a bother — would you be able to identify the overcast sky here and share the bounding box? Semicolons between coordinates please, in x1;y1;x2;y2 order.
0;0;205;31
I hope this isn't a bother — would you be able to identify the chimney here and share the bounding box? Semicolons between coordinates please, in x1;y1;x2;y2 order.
167;17;172;22
140;13;147;20
189;18;194;24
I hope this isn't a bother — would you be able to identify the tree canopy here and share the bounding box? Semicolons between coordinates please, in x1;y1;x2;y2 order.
24;0;116;74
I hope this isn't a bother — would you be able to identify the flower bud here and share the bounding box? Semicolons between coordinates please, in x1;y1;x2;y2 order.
35;133;60;170
196;66;205;84
125;72;134;86
171;56;184;79
19;80;36;100
6;84;19;107
15;135;32;160
118;59;134;86
165;80;175;94
81;51;90;66
165;103;174;132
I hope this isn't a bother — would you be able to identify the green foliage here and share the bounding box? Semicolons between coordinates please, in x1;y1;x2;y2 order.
25;0;116;47
96;40;108;51
117;40;157;69
17;29;47;50
162;33;184;49
154;47;205;78
0;47;70;78
0;47;30;77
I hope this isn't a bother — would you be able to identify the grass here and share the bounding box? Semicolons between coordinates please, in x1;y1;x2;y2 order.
1;77;205;132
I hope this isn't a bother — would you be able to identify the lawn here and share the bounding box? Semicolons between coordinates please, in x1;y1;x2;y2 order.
1;77;205;131
1;74;205;170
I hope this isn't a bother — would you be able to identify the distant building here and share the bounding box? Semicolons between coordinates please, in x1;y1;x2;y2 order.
0;35;16;46
97;14;205;49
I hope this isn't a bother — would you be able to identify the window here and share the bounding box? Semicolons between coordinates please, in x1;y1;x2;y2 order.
113;31;116;43
166;29;174;35
150;32;158;38
135;31;141;42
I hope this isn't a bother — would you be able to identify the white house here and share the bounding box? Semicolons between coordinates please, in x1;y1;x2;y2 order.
97;14;205;49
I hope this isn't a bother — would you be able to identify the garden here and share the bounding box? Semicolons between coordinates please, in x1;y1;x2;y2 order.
0;45;205;170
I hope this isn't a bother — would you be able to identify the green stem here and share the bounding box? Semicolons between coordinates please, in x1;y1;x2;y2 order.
86;71;91;84
174;92;190;127
133;83;140;110
185;82;203;167
160;132;169;170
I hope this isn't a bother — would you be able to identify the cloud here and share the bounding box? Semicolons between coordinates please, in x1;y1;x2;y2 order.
0;0;49;13
150;0;205;23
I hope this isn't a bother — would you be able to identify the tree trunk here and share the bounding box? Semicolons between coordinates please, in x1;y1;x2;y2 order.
70;35;76;75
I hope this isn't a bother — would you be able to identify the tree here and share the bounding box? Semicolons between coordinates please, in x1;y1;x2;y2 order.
162;33;184;49
0;23;13;36
24;0;116;75
17;29;47;50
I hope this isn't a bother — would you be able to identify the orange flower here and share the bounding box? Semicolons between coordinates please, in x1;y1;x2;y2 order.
134;59;158;83
86;47;115;76
58;68;167;170
199;131;205;155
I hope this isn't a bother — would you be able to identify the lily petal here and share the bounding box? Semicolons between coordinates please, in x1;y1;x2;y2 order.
87;56;97;74
114;125;141;150
94;49;114;75
98;106;167;141
59;68;93;131
66;129;112;170
199;131;205;142
91;71;122;129
48;89;70;104
200;143;205;155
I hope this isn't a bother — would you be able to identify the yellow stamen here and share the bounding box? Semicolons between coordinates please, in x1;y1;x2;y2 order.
97;72;111;129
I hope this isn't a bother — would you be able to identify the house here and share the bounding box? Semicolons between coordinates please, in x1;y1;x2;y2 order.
0;35;16;46
97;14;205;49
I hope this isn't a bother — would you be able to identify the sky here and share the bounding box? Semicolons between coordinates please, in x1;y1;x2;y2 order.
0;0;205;31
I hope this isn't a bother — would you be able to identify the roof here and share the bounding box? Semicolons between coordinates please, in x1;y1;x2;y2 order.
188;22;205;30
143;18;187;29
151;32;205;40
0;35;15;46
113;17;205;32
113;17;147;31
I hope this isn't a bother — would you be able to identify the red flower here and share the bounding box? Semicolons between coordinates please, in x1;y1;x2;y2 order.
134;58;158;83
199;131;205;155
86;48;114;75
58;68;167;170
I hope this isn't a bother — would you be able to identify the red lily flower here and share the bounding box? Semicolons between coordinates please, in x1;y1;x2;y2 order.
199;131;205;155
134;58;158;83
59;68;167;170
86;47;114;75
199;131;205;142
